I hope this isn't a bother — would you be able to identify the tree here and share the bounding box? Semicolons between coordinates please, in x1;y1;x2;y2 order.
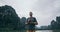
56;16;60;29
51;16;60;29
0;5;20;30
51;20;57;29
20;17;26;30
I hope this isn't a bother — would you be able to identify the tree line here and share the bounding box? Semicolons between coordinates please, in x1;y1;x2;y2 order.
0;5;27;30
51;16;60;30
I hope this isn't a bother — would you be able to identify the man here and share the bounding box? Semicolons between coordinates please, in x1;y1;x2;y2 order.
26;12;38;32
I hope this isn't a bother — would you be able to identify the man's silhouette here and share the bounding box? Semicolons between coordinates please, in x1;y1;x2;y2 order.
26;12;38;32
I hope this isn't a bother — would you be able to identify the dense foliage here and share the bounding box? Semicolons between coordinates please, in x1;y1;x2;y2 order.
0;5;20;30
51;16;60;29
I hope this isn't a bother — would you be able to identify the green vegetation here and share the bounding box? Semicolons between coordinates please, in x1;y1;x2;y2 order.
0;5;20;30
51;16;60;29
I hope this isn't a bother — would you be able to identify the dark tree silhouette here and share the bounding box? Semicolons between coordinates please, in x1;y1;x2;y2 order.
0;5;20;30
51;20;57;29
51;16;60;29
56;16;60;29
20;17;26;30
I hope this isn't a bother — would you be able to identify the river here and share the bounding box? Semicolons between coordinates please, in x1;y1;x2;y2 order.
36;30;60;32
36;30;52;32
0;30;60;32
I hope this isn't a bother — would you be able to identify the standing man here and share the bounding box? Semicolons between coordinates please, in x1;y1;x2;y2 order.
26;12;38;32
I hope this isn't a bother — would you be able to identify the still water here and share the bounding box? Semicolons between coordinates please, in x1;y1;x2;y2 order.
36;30;52;32
35;30;60;32
20;30;60;32
0;30;60;32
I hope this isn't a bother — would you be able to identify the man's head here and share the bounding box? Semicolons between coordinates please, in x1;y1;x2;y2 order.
29;12;33;17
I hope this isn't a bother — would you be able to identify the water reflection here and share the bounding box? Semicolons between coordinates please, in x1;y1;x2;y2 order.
36;30;52;32
53;30;60;32
0;30;60;32
35;30;60;32
19;30;60;32
33;30;60;32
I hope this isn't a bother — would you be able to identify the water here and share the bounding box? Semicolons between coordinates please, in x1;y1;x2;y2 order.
36;30;60;32
0;30;60;32
36;30;52;32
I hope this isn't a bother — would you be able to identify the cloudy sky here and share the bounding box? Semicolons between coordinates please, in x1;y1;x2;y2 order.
0;0;60;27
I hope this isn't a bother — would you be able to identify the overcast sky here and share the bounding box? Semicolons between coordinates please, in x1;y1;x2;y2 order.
0;0;60;27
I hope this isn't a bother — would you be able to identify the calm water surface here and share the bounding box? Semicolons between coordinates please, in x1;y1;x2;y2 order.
35;30;60;32
36;30;52;32
20;30;60;32
0;30;60;32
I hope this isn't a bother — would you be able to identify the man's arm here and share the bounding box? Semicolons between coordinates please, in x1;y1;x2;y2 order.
34;17;38;25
